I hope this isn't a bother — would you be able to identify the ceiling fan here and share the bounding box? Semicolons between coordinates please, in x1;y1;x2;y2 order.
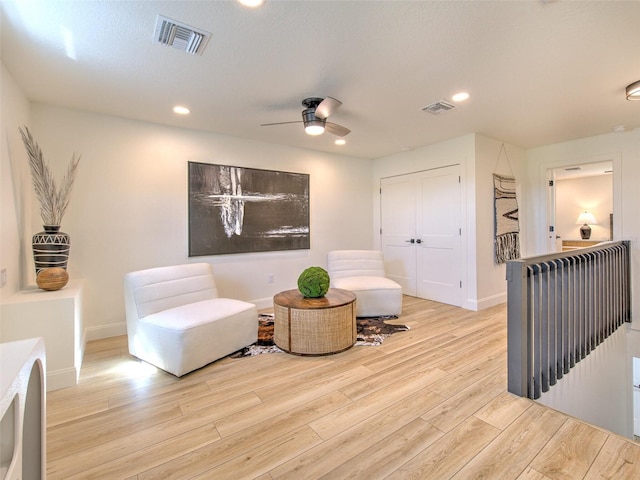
261;97;351;137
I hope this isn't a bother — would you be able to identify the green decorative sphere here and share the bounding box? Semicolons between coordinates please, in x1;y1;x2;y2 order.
297;266;330;298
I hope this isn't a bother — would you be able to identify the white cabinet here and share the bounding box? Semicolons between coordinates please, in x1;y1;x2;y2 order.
1;280;85;391
0;338;46;480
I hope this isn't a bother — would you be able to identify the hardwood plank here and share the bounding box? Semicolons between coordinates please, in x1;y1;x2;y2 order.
216;365;371;437
450;403;567;479
48;401;184;458
189;426;322;480
310;368;446;440
254;354;378;402
339;363;447;402
474;391;533;431
137;391;350;480
529;418;609;479
43;297;640;480
420;366;506;433
62;423;220;480
361;332;458;373
427;349;507;398
46;397;109;428
269;388;445;479
386;417;501;479
49;404;232;478
517;467;554;480
319;418;443;479
48;405;225;478
584;435;640;480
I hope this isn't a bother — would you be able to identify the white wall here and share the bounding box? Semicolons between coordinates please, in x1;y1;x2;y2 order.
526;129;640;326
537;324;633;438
473;135;527;309
372;133;526;310
555;174;613;242
23;104;373;340
0;62;32;299
372;134;474;308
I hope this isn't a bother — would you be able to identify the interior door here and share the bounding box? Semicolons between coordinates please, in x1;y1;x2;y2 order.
548;170;561;252
381;165;462;306
416;166;462;306
380;175;417;296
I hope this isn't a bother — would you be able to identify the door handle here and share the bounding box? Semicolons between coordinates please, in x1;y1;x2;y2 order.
405;239;415;244
416;239;422;244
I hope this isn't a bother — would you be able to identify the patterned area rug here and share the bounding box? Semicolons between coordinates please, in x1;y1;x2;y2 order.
229;314;409;357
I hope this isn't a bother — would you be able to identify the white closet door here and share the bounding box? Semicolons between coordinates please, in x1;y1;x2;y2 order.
416;166;462;306
381;165;462;306
380;175;417;296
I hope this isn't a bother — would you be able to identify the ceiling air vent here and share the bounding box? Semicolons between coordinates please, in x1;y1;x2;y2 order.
153;15;210;55
422;100;456;115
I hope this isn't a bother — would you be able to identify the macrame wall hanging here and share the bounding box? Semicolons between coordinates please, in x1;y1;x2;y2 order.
493;144;520;264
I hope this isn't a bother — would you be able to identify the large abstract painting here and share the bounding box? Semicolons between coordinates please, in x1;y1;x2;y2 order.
188;162;310;256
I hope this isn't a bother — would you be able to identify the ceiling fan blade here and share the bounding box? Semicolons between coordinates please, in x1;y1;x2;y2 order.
325;122;351;137
260;121;303;127
315;97;342;119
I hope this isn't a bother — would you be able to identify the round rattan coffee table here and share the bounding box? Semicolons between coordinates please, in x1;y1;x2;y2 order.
273;288;357;356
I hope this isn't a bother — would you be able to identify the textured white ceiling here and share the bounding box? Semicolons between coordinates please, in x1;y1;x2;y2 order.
1;0;639;159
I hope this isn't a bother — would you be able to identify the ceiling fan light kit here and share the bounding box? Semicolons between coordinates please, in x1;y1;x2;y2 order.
261;96;350;137
305;124;325;136
302;105;326;135
626;80;640;100
238;0;265;7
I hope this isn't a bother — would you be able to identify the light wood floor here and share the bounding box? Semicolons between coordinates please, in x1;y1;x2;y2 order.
47;296;640;479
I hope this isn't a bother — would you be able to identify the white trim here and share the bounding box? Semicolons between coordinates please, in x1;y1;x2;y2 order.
46;366;78;391
84;322;127;341
540;152;621;254
467;292;507;311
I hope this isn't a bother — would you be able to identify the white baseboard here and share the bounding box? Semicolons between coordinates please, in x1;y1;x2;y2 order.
85;322;127;342
47;366;79;391
251;297;275;310
467;292;507;311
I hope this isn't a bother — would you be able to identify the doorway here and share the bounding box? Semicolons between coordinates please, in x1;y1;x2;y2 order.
547;161;613;253
380;165;462;306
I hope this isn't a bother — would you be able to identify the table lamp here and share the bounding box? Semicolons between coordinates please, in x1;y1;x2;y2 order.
576;211;597;239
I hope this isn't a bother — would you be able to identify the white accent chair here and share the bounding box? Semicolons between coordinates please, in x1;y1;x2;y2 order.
327;250;402;317
124;263;257;377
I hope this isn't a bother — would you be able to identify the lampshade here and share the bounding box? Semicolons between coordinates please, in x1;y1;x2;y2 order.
576;211;597;225
626;80;640;100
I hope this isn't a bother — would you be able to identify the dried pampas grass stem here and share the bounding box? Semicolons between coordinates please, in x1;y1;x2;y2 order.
19;126;80;226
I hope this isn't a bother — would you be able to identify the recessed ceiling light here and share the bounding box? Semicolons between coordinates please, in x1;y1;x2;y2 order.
173;105;190;115
335;139;346;146
612;125;626;133
238;0;265;7
451;92;470;102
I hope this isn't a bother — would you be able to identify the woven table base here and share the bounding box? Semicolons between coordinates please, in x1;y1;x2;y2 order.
273;288;356;356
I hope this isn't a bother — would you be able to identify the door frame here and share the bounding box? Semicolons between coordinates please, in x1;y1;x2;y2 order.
379;164;464;307
543;154;621;254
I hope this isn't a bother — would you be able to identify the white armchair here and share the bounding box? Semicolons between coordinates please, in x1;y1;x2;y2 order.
124;263;257;377
327;250;402;317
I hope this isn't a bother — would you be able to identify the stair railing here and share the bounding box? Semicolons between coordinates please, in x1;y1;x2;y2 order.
507;241;630;399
